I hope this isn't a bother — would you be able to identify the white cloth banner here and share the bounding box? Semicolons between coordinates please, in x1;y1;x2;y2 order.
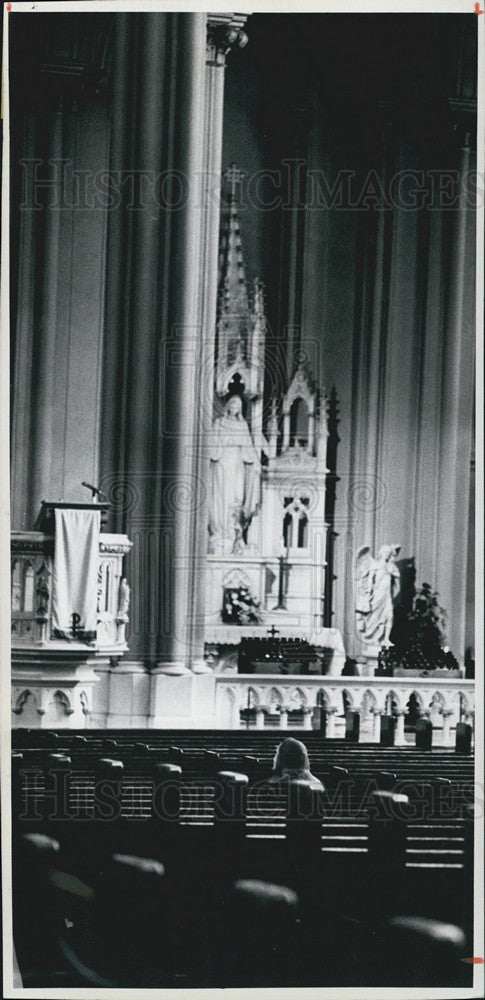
52;508;100;638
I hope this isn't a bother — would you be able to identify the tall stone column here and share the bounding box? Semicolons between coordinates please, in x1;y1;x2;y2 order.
344;123;394;657
395;710;406;746
185;15;248;675
28;111;64;516
100;13;206;679
372;707;384;744
97;13;252;724
435;138;475;660
325;706;338;738
155;13;208;675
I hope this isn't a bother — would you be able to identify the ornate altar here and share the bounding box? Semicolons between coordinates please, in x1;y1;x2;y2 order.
204;168;345;676
238;635;322;675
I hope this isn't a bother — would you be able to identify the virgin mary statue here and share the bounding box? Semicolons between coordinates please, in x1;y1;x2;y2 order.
209;395;261;553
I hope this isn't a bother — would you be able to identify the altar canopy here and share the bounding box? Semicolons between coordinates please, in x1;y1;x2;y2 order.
52;508;100;639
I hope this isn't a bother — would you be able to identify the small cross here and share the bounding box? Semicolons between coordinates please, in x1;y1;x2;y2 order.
224;163;246;203
267;625;280;639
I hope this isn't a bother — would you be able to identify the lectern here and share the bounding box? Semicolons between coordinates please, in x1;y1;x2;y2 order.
11;502;132;728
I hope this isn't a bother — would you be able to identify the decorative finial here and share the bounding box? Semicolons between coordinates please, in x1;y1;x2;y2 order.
224;163;246;205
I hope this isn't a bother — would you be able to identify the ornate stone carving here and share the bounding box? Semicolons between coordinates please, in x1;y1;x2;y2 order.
11;533;52;552
99;540;132;554
35;561;51;618
12;689;32;715
207;15;248;65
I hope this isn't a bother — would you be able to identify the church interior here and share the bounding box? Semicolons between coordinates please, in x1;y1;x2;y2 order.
7;9;479;992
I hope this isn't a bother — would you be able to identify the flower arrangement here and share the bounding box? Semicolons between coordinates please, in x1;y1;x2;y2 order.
377;582;458;674
222;586;262;625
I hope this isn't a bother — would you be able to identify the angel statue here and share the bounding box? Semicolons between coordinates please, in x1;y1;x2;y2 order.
355;544;401;648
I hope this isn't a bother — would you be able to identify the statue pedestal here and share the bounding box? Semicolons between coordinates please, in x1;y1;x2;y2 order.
149;668;216;728
357;655;377;677
108;660;150;728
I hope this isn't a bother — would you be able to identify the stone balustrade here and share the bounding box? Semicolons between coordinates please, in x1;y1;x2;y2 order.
215;675;475;744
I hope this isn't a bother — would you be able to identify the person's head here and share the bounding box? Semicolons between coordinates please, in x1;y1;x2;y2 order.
225;395;243;419
273;737;310;773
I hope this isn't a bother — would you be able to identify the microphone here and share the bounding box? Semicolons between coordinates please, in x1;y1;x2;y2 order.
82;482;107;501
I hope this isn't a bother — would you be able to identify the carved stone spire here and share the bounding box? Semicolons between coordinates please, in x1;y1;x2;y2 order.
215;165;267;471
216;165;252;392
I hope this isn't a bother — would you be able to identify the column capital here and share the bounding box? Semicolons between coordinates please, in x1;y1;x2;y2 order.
207;14;249;65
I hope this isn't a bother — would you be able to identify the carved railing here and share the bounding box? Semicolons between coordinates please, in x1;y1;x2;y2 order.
215;675;475;741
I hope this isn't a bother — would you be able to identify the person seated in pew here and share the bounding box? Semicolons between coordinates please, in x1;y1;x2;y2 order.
266;738;324;791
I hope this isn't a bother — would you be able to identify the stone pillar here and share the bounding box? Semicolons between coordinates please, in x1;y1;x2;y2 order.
29;111;64;518
99;14;214;687
372;708;384;744
255;707;265;730
435;138;475;662
441;709;453;747
395;710;407;746
91;660;112;728
154;14;208;675
302;707;313;730
108;660;150;728
189;15;248;674
325;706;338;738
279;708;289;729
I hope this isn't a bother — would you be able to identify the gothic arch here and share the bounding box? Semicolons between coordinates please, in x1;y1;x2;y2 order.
385;688;406;713
342;688;355;712
220;685;238;727
408;689;425;712
11;560;22;611
12;689;34;715
361;688;378;721
52;690;73;717
268;686;284;709
79;690;90;715
430;690;446;709
290;686;308;709
316;688;330;709
23;561;35;612
247;685;260;709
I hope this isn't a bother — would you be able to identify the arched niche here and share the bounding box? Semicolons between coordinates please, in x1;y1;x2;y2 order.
289;397;309;448
12;560;22;611
23;563;35;612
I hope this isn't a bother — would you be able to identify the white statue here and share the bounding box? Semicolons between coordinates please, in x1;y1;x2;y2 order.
208;395;261;553
355;543;401;647
117;577;130;621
